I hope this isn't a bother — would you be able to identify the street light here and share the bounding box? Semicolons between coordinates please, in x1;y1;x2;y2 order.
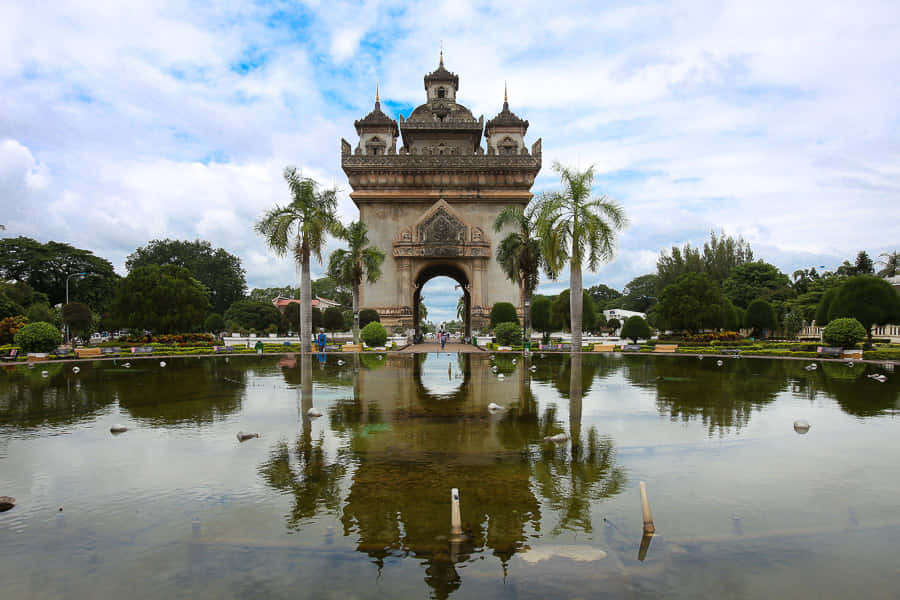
65;272;87;345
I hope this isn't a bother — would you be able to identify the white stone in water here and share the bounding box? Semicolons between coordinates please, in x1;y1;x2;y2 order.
41;370;48;378
160;361;166;367
123;362;131;368
307;407;323;418
544;433;568;443
110;424;129;434
72;366;80;374
487;402;504;411
716;360;723;366
512;358;517;364
793;420;811;434
236;431;259;442
497;374;504;380
337;360;344;366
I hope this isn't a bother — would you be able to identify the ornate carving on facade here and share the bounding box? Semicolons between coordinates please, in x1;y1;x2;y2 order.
341;138;351;156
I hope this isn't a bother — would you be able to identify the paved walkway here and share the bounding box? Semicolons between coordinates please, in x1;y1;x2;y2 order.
399;342;485;353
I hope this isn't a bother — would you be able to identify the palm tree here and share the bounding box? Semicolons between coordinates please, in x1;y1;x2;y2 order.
877;251;899;278
537;162;628;351
494;202;548;348
327;220;385;344
255;167;340;352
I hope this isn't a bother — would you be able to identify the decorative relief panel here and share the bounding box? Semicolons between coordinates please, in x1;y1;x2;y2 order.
392;201;489;259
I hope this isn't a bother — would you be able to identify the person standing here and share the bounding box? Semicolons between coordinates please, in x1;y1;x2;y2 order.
316;328;327;352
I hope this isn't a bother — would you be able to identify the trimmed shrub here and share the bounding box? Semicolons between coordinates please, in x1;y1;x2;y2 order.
494;322;522;346
360;321;387;347
14;321;62;353
323;306;344;332
0;315;28;345
822;317;866;348
745;299;776;336
620;316;652;342
359;309;381;328
489;302;519;327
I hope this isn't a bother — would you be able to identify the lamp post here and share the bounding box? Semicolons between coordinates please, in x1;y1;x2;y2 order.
64;272;87;345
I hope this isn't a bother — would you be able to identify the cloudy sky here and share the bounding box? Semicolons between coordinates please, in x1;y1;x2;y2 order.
2;0;898;324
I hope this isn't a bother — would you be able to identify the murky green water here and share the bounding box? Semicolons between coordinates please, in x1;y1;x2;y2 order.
1;353;898;599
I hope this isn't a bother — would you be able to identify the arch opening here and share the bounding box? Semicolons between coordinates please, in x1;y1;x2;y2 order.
413;263;471;343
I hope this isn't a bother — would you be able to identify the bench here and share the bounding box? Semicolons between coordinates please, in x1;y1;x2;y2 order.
592;344;615;352
721;348;743;355
653;344;678;353
817;346;842;358
101;347;122;355
323;345;341;352
214;346;233;353
342;344;362;352
622;344;642;351
132;346;154;355
2;348;18;360
75;347;102;359
54;348;73;358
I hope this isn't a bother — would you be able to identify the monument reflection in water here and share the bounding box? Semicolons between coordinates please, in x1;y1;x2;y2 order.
1;352;899;599
258;352;625;598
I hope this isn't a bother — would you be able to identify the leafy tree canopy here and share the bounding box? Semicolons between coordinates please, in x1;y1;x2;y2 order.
62;302;93;341
0;236;119;310
827;275;900;344
323;306;344;332
490;302;520;328
14;321;62;353
224;300;283;332
530;295;553;333
876;251;898;278
744;299;777;337
248;287;297;304
111;265;209;334
204;313;226;333
621;274;658;312
656;230;753;291
722;261;792;309
586;283;621;307
620;315;651;342
656;272;729;333
359;308;380;328
126;239;246;315
310;276;351;307
550;290;596;332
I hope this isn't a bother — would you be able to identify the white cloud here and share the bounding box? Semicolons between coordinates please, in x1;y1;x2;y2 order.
0;0;897;301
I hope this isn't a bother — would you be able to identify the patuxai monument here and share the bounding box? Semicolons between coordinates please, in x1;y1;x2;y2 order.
341;55;542;338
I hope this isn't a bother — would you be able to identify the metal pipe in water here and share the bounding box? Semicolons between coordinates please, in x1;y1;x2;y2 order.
450;488;462;536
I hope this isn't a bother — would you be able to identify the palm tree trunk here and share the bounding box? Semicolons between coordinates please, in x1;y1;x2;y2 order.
569;352;583;452
570;261;583;352
300;246;312;353
352;284;360;345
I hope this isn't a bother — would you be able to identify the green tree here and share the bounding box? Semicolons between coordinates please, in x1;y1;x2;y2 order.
656;272;729;333
126;239;247;315
621;274;658;312
204;313;226;334
323;306;344;333
62;302;93;342
0;316;28;345
224;300;282;331
255;168;340;352
0;292;24;320
822;318;866;347
531;295;553;334
0;236;119;310
782;310;804;339
722;261;792;309
25;303;60;328
827;275;900;345
489;302;519;328
310;276;351;307
744;299;776;337
327;221;385;344
111;265;209;333
359;308;380;329
494;202;546;347
853;251;875;276
550;290;595;332
657;230;753;291
620;315;651;342
248;286;297;304
791;267;820;295
538;163;628;351
14;321;62;353
606;317;620;332
586;284;621;307
876;251;899;278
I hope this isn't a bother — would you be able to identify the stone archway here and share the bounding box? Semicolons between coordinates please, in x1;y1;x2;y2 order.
413;262;471;340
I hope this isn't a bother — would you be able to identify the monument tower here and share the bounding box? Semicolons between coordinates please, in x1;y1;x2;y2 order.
341;55;541;338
